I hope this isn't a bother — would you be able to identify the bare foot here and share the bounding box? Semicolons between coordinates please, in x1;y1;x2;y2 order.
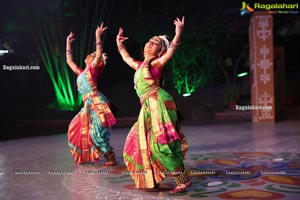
103;161;116;167
170;180;192;194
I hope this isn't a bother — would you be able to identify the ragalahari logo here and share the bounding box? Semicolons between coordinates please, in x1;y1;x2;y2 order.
240;1;254;16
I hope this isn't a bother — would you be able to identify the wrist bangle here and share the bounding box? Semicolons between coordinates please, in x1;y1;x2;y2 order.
96;42;102;49
66;49;72;55
170;42;181;49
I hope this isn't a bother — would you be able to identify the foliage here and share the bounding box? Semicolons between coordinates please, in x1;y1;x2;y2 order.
5;0;114;110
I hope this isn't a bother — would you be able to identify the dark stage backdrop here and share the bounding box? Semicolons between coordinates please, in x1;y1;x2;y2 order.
0;0;299;140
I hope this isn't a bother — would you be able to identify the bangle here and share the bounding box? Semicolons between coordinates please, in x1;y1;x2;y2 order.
170;42;181;49
66;49;72;55
96;42;102;49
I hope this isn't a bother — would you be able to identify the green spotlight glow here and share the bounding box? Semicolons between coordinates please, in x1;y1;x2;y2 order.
9;0;107;111
168;50;207;97
237;72;248;77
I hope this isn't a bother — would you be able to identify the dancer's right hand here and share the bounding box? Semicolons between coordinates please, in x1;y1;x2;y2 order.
116;27;129;46
66;32;75;44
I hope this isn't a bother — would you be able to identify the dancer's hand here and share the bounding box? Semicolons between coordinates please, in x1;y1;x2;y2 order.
158;17;184;67
116;27;129;47
66;32;75;44
96;22;108;37
174;16;185;35
66;32;82;75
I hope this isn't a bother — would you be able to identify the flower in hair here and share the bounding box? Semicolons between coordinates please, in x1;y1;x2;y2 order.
158;35;170;49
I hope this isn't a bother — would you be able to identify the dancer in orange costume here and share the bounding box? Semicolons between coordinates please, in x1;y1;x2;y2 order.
66;22;116;166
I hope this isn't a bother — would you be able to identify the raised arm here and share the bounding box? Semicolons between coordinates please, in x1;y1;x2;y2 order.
91;22;108;69
66;32;82;76
159;16;185;67
116;27;138;70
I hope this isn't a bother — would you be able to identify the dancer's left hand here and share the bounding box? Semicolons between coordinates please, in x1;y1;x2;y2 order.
174;16;185;35
96;22;108;37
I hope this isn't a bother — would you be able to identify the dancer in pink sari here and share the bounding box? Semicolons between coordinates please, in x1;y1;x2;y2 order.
66;22;116;166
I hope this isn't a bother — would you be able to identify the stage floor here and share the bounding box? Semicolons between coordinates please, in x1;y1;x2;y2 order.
1;120;300;200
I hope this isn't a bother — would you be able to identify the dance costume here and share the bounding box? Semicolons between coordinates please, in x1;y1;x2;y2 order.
123;59;188;188
68;63;115;164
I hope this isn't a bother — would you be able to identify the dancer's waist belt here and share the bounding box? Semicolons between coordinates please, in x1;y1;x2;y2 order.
82;91;99;102
140;87;159;105
82;90;116;126
139;87;177;110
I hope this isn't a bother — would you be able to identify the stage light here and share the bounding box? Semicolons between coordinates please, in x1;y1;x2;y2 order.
183;93;191;97
0;50;9;56
237;72;248;77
